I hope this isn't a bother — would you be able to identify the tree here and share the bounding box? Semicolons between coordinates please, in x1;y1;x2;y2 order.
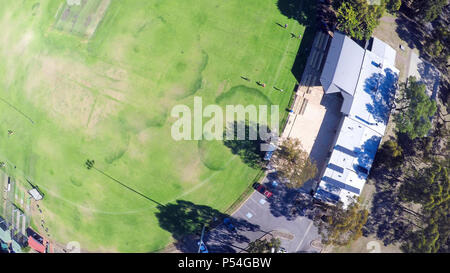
314;198;369;246
399;162;449;207
402;223;441;253
424;25;450;67
399;161;450;253
374;139;404;168
271;138;317;188
408;0;446;22
410;0;447;22
336;3;360;39
386;0;401;13
394;76;437;139
335;0;384;41
247;237;281;253
85;159;95;170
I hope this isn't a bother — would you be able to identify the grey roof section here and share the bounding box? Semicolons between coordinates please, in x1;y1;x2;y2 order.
320;32;365;96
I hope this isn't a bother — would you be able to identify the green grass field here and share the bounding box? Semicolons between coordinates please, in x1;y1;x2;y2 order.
0;0;314;252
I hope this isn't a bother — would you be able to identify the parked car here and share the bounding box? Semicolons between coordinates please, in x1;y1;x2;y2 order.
252;182;273;198
223;218;236;232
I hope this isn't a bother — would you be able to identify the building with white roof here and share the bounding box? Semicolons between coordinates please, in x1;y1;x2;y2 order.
314;32;399;208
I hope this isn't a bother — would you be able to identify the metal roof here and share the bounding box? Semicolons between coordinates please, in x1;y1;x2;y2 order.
320;32;365;96
315;33;399;208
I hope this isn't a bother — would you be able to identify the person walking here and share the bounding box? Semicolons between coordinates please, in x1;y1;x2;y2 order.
284;23;288;28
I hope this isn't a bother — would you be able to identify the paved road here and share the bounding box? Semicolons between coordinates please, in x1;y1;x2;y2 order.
202;173;321;253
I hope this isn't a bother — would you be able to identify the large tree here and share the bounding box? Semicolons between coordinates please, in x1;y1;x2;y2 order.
394;77;437;140
399;162;449;211
335;0;385;40
400;161;449;253
271;138;317;189
314;198;369;246
374;139;404;169
247;237;282;253
386;0;402;13
424;25;450;66
410;0;447;22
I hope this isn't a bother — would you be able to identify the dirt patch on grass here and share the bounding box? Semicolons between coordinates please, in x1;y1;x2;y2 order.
177;155;202;184
85;0;111;38
25;55;129;130
54;0;111;39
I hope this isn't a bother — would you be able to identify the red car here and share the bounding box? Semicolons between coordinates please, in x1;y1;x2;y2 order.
253;183;273;198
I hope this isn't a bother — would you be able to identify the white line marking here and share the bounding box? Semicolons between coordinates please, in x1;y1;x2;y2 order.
295;221;314;252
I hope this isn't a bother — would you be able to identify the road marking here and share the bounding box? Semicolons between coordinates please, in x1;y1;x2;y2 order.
295;221;314;252
242;203;257;216
249;194;265;207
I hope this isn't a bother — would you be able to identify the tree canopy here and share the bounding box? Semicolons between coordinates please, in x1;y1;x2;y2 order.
335;0;385;41
386;0;402;13
424;25;450;63
400;160;449;253
314;198;369;246
271;138;317;189
409;0;447;22
247;237;281;253
394;77;437;139
374;139;404;169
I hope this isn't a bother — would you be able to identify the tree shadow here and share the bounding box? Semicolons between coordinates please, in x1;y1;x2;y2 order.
417;61;441;100
363;68;399;125
363;153;416;246
396;132;419;158
277;0;319;82
364;181;413;246
223;121;268;169
264;172;315;221
155;200;260;253
395;13;426;53
352;135;382;179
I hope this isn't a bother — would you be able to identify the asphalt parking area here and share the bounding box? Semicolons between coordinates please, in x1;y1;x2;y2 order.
202;175;321;253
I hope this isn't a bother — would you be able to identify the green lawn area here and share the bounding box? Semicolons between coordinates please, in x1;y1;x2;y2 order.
0;0;315;252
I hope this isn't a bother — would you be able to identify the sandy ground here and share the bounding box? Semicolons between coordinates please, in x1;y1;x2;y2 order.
373;14;419;83
282;32;336;157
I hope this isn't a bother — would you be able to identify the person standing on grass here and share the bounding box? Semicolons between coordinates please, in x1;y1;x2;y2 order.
284;23;288;28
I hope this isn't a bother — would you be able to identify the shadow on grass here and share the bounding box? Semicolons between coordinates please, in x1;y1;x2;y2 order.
86;161;164;207
223;121;268;169
155;200;260;253
277;0;318;82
